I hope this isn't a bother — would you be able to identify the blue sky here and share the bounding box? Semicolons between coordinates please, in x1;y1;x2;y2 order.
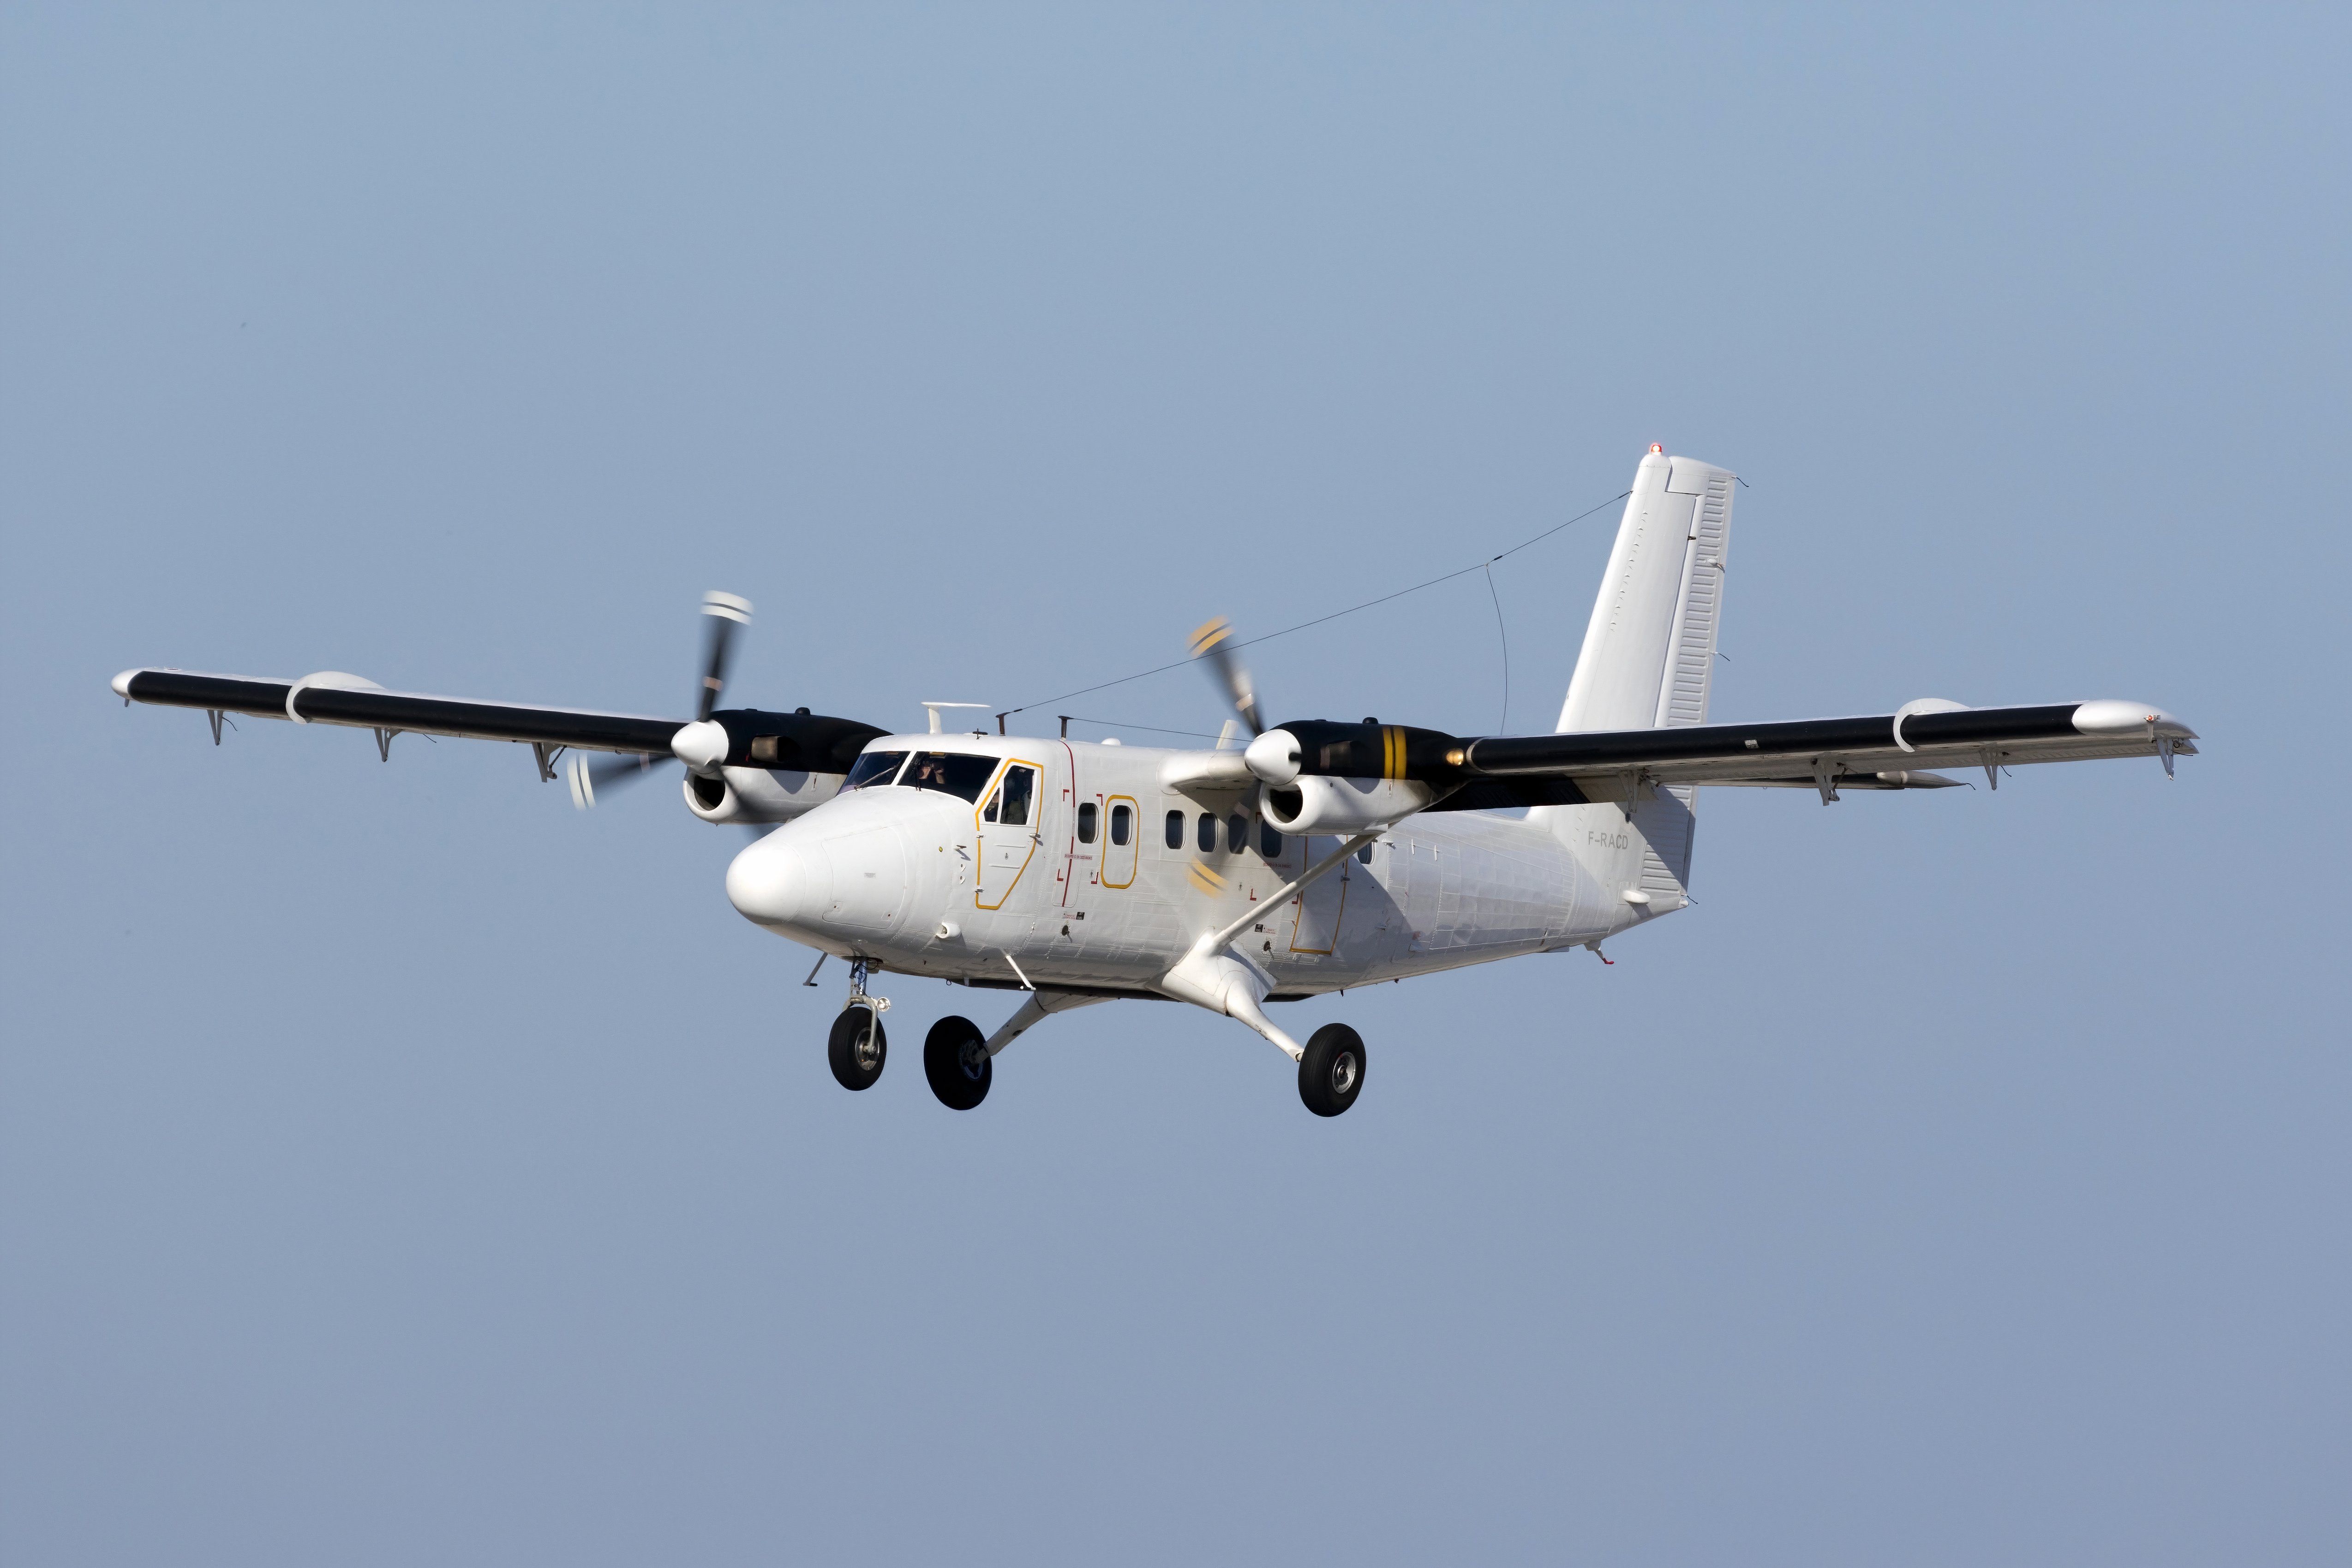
4;6;2346;1563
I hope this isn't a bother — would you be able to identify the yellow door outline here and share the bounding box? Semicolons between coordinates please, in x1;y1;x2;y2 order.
1099;795;1139;888
973;758;1044;911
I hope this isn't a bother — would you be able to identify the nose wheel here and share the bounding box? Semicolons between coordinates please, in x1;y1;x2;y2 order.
923;1015;991;1110
827;958;889;1091
828;1005;887;1090
1298;1023;1366;1117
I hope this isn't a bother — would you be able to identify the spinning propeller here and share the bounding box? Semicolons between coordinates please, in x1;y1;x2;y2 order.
567;591;751;808
1188;615;1464;790
1188;617;1263;739
695;591;750;721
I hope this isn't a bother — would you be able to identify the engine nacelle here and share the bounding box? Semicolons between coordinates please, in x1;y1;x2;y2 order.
1259;775;1434;836
683;765;846;826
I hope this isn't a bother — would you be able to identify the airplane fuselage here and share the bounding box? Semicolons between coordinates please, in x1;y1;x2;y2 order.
723;732;1669;999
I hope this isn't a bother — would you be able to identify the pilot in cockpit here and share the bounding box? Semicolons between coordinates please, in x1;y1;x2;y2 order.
904;754;946;790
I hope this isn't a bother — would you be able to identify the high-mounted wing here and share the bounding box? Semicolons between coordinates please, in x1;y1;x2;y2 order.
112;591;891;790
1457;698;2196;796
109;667;886;776
1252;698;2196;812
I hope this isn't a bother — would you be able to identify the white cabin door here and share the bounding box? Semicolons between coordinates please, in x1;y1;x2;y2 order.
975;758;1046;911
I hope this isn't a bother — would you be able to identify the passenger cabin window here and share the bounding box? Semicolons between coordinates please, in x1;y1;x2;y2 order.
844;751;908;790
982;763;1036;824
1196;811;1216;853
1227;812;1247;853
1357;843;1374;864
1109;803;1132;846
904;752;999;802
1260;820;1283;858
1165;810;1184;849
1076;802;1098;843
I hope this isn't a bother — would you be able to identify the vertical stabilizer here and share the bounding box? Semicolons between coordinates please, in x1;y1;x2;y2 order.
1536;449;1735;922
1557;449;1736;734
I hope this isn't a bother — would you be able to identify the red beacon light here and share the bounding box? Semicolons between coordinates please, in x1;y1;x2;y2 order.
1649;443;1664;454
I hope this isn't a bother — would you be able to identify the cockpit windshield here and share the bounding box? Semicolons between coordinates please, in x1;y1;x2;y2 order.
898;751;1000;802
843;750;908;790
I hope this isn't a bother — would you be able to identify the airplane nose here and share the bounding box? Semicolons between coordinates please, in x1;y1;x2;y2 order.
726;831;830;929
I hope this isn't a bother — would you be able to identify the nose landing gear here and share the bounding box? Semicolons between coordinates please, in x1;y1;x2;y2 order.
827;958;889;1091
923;1015;991;1110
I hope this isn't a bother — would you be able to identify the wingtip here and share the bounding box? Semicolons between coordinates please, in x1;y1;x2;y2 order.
110;669;137;698
2072;699;2196;741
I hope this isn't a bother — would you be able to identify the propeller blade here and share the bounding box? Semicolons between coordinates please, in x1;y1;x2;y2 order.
568;750;674;810
697;591;752;721
1189;616;1264;737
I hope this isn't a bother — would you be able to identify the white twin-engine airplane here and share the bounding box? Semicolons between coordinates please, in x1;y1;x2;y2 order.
115;448;2197;1117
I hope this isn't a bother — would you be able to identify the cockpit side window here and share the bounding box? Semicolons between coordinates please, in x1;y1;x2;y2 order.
844;750;908;790
903;751;999;802
984;764;1037;825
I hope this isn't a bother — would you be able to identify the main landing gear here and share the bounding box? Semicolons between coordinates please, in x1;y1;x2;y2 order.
1298;1023;1366;1117
923;1015;991;1111
819;960;1359;1118
827;958;888;1091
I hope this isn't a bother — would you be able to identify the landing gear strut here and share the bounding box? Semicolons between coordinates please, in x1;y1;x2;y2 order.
827;958;888;1091
1298;1023;1366;1117
924;1015;991;1111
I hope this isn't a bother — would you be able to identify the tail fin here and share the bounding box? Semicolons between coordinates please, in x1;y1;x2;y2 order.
1557;447;1736;734
1537;448;1736;920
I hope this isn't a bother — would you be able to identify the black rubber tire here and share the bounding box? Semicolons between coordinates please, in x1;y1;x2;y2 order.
923;1015;992;1111
827;1006;887;1091
1298;1023;1366;1117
